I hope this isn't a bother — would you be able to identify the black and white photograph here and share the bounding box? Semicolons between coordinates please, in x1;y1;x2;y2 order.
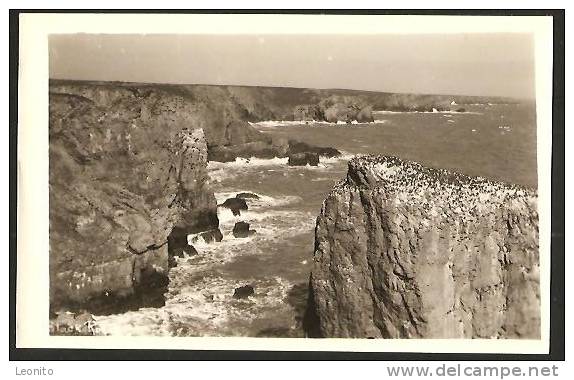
13;12;561;357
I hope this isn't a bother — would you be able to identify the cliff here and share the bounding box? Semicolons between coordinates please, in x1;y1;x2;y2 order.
305;156;540;339
49;81;293;163
49;80;348;315
49;91;220;314
50;80;513;126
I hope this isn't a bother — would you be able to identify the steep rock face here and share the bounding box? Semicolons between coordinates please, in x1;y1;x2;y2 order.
50;84;396;166
49;81;290;163
294;104;324;121
49;92;219;314
305;156;539;339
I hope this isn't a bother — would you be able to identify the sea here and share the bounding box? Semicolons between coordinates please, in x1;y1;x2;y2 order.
95;102;537;337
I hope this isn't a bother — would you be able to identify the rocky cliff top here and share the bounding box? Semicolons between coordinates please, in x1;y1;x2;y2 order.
337;155;537;220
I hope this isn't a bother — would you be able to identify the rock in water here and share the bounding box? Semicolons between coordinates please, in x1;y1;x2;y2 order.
167;228;198;268
306;152;320;166
288;153;309;166
288;152;320;166
236;192;260;200
305;155;539;339
196;229;224;243
233;285;255;299
220;197;248;216
356;106;375;123
323;103;358;123
288;140;340;158
233;221;256;238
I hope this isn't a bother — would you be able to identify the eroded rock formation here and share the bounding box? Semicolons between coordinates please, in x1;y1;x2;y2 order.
305;156;539;339
288;152;320;167
294;102;374;123
232;221;256;238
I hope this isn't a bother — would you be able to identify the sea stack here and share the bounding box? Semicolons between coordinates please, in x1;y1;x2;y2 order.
305;155;539;339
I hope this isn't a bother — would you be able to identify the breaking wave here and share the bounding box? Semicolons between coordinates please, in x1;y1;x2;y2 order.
95;189;314;337
207;153;354;185
373;110;482;115
249;120;388;128
95;275;296;337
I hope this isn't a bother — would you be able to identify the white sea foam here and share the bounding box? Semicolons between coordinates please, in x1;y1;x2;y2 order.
373;110;482;115
214;191;302;209
208;157;288;170
208;155;350;172
179;190;315;270
177;211;314;274
207;153;354;184
248;120;308;128
465;103;514;107
95;275;295;337
95;186;313;337
207;157;287;184
249;119;388;128
310;177;331;182
321;151;355;163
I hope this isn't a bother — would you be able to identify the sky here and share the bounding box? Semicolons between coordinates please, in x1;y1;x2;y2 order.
49;33;535;98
